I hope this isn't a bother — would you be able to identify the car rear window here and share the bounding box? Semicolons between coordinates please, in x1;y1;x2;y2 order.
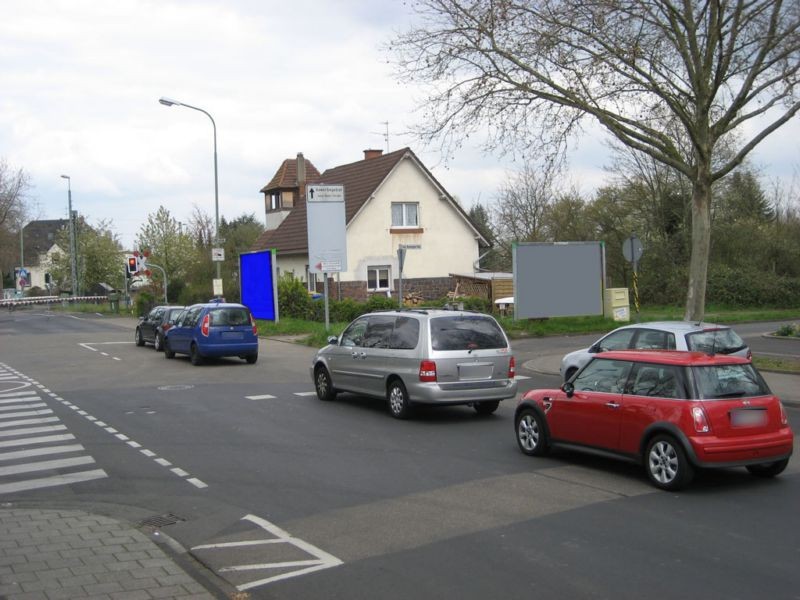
430;315;507;351
692;363;770;398
686;328;746;354
208;307;250;326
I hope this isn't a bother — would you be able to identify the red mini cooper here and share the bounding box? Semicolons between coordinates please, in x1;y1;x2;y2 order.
515;351;794;490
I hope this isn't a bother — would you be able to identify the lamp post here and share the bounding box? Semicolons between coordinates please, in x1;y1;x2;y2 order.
60;175;78;298
158;96;221;293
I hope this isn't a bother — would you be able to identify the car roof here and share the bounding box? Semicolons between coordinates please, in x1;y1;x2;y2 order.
190;302;249;309
597;350;749;366
612;320;730;334
366;309;496;318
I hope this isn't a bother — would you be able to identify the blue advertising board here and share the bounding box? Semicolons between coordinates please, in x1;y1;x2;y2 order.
240;249;278;321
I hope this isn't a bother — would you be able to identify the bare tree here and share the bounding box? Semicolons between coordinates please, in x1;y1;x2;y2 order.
0;159;33;281
390;0;800;319
492;161;556;243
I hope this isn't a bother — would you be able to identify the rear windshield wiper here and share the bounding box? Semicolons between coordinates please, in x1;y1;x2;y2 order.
714;391;747;398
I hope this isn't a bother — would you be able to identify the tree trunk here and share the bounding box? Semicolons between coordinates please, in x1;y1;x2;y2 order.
684;169;713;322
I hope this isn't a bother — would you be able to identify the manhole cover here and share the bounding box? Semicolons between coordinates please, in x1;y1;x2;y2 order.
138;513;185;528
157;384;195;391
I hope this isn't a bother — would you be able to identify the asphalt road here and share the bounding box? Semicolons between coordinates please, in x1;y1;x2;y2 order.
1;309;798;600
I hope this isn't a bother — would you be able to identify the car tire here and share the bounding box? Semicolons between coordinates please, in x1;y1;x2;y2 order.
190;343;203;366
474;400;500;415
645;434;694;491
246;353;258;365
314;366;337;401
564;366;577;382
746;458;789;478
387;379;412;420
515;408;549;456
135;328;145;347
164;340;175;359
153;333;163;352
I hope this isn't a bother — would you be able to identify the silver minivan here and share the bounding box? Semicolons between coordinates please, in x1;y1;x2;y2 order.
310;309;518;419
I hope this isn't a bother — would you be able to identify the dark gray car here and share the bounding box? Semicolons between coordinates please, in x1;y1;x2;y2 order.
135;305;185;352
311;309;518;419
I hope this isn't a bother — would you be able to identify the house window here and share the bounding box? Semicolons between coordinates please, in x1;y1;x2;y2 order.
305;266;318;293
391;203;419;227
368;266;391;291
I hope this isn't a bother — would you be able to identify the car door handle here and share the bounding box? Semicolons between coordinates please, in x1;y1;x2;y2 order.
351;352;366;360
605;401;620;409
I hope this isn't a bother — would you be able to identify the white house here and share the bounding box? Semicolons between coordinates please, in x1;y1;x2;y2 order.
252;148;489;300
19;219;68;291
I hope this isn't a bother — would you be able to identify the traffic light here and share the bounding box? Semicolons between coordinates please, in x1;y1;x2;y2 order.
127;256;138;276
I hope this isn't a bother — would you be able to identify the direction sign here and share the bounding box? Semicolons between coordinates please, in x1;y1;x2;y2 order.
212;248;225;262
308;185;344;203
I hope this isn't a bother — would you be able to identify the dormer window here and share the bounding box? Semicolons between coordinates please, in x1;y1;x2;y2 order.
391;202;418;227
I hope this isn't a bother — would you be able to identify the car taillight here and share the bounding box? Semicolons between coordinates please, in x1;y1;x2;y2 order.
779;402;788;426
250;313;258;335
419;360;437;382
508;356;516;379
692;406;710;433
201;314;210;337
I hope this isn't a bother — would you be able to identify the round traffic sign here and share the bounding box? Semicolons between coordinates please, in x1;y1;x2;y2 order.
622;235;644;263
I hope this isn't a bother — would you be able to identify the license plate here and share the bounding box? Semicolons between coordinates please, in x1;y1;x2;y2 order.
221;331;244;340
730;409;767;427
458;362;494;380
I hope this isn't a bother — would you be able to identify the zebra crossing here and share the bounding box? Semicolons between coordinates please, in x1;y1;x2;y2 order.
0;364;107;495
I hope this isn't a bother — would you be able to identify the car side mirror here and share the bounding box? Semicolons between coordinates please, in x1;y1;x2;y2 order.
327;335;339;346
561;381;575;398
589;343;602;353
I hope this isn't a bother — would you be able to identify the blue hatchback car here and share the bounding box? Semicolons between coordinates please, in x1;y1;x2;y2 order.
163;302;259;365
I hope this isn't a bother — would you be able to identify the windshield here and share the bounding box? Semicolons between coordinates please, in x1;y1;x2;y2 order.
692;363;770;399
430;315;507;351
686;328;746;354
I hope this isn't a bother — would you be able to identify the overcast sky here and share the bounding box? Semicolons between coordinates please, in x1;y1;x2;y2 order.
3;0;799;250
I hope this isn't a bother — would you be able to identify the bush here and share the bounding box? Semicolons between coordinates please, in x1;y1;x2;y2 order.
365;294;397;312
134;291;155;317
278;274;313;319
330;298;364;323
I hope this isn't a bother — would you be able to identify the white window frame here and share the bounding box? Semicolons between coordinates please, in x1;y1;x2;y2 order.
391;202;419;228
367;266;391;291
305;266;318;293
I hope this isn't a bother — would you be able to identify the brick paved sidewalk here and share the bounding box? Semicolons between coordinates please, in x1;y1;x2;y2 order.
0;508;216;600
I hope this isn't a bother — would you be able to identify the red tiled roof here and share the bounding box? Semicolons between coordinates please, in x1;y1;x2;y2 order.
259;157;321;193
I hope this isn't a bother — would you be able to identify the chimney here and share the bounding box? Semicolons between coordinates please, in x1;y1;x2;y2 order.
296;152;306;200
363;148;383;160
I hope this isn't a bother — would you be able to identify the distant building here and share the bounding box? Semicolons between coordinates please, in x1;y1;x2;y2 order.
19;219;68;291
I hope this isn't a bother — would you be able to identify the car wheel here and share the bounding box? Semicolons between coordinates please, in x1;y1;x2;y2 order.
246;353;258;365
564;366;577;382
314;366;337;401
189;343;203;366
746;458;789;478
135;328;145;347
164;340;175;359
645;435;694;491
515;408;549;456
153;333;163;352
387;379;411;419
474;400;500;415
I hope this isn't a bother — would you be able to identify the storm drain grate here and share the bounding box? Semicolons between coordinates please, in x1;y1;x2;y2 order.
138;513;185;528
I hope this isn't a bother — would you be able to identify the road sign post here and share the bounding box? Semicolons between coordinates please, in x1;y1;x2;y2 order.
622;234;644;321
307;185;347;331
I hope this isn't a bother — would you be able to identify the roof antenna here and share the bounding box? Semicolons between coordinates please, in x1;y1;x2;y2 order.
371;121;390;152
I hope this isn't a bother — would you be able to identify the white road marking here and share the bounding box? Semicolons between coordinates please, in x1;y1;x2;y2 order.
0;444;86;462
246;394;276;400
293;391;317;397
0;416;59;429
0;424;67;438
0;469;107;494
0;455;95;476
0;409;53;419
0;396;43;404
191;513;342;592
0;433;76;448
0;402;47;411
0;390;37;399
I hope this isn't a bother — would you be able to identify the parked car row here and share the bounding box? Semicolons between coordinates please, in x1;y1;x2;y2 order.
135;301;259;365
310;314;793;491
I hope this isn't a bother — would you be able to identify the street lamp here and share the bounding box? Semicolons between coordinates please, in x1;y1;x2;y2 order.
158;96;221;291
60;174;78;297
